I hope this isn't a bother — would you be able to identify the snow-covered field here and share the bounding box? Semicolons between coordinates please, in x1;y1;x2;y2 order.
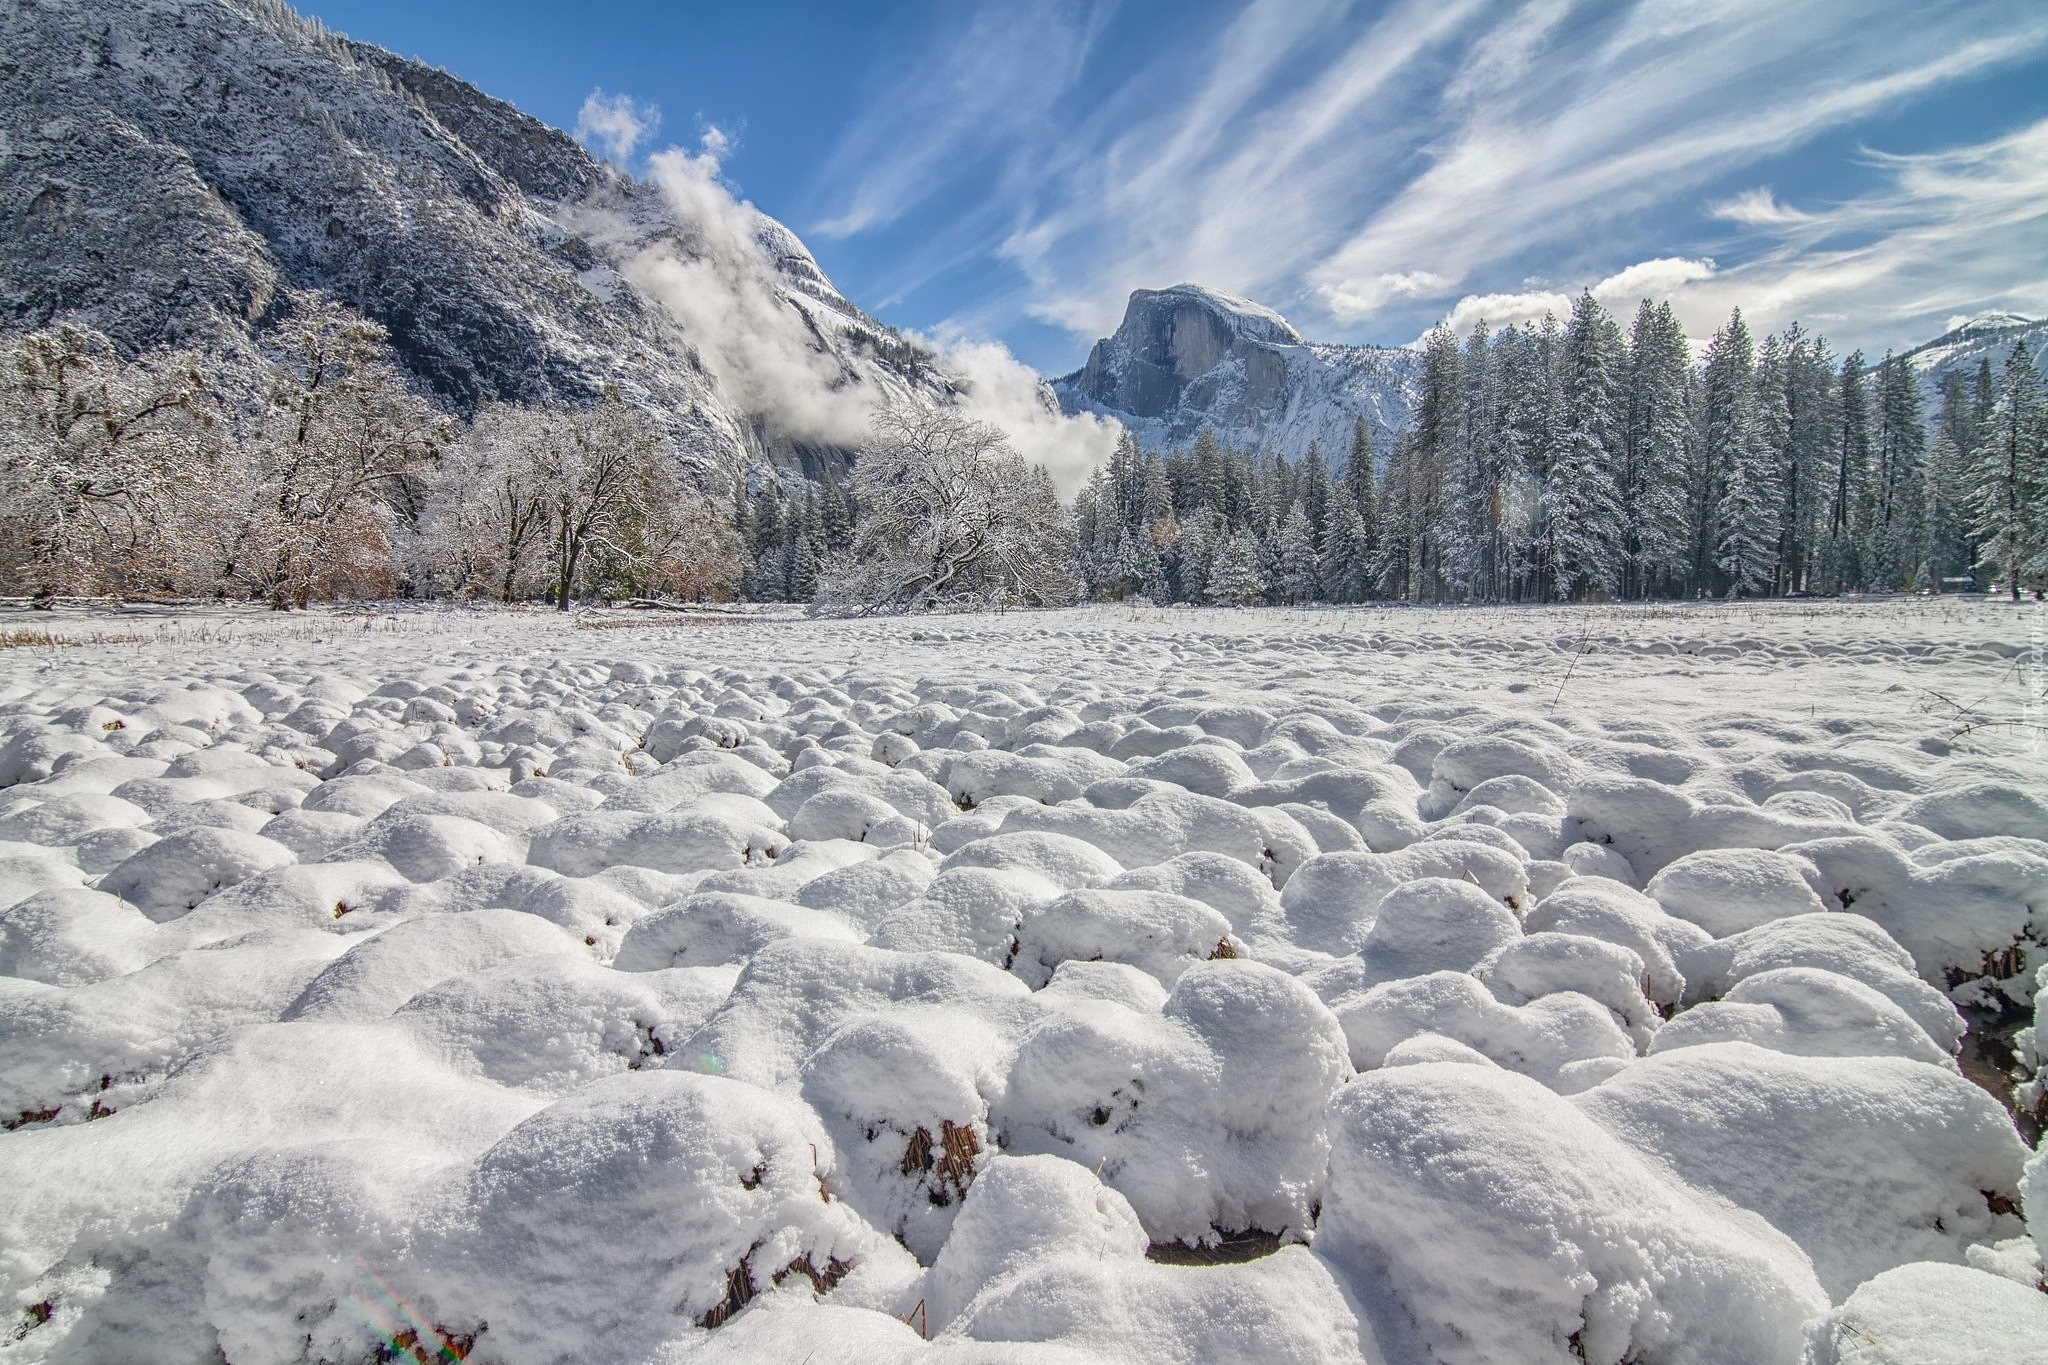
2;598;2046;1364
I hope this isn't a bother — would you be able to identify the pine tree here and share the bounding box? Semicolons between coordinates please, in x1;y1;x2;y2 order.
1173;508;1219;603
1190;430;1228;517
1106;430;1143;535
1440;320;1497;599
1276;500;1320;603
820;467;852;552
784;517;819;601
1703;310;1775;595
1924;372;1979;589
1818;352;1872;592
1140;451;1174;535
1623;300;1692;596
1753;331;1793;592
1500;316;1564;598
1545;292;1625;599
1971;341;2046;600
1300;441;1332;541
1206;529;1265;605
1923;428;1970;591
1778;327;1837;594
1374;432;1417;598
1868;352;1926;588
1343;417;1378;583
1319;487;1367;603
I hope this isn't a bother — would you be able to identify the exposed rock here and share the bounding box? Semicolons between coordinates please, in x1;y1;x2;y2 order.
1054;284;1420;467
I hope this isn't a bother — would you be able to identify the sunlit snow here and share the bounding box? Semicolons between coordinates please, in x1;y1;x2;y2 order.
1;599;2044;1363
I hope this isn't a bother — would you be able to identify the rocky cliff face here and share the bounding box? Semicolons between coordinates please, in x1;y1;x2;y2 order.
1053;284;1420;467
0;0;945;480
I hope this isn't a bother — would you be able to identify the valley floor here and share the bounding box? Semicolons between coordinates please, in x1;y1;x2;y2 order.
1;598;2045;1363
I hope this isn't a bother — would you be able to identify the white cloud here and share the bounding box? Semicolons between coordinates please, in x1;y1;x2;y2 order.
1710;188;1814;227
1412;120;2048;354
933;336;1122;495
1427;289;1572;343
1378;270;1449;299
574;90;660;162
1592;256;1718;305
1650;117;2048;350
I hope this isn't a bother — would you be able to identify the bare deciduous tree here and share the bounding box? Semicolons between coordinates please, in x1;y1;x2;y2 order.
410;401;556;601
234;294;451;608
816;404;1077;614
0;325;224;601
408;390;738;608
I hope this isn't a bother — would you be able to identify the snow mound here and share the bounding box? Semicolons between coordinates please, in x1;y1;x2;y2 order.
1578;1043;2026;1297
1319;1062;1828;1365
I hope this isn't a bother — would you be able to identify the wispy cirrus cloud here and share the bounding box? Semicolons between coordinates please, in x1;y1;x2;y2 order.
810;0;1114;240
811;0;2048;362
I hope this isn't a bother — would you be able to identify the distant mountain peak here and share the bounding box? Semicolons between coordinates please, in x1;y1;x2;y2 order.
1947;310;2038;335
1133;284;1306;347
1054;283;1417;465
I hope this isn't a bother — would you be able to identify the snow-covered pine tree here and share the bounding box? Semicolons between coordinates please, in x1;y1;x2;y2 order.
783;514;819;601
1105;528;1142;601
1439;320;1496;599
820;467;852;553
1206;529;1265;606
1300;441;1332;542
1277;500;1320;604
1545;292;1625;599
1622;300;1692;597
1319;487;1367;603
1922;428;1970;591
1407;324;1461;600
1753;331;1793;593
1923;372;1979;589
1342;417;1378;589
1173;507;1220;603
1817;351;1872;592
1868;352;1926;589
1140;451;1174;539
1106;430;1143;536
1489;323;1549;599
1189;430;1228;518
1507;316;1566;598
1971;341;2045;600
1703;310;1774;596
1779;327;1838;594
1374;430;1417;599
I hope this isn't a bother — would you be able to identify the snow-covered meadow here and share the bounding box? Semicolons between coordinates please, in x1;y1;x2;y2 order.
2;597;2046;1364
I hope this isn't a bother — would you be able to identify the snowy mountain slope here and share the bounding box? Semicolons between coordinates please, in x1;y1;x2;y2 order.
1053;284;1422;466
0;0;951;479
1896;312;2048;405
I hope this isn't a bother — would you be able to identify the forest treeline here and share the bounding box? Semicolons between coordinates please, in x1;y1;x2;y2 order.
1050;296;2046;607
4;290;2042;611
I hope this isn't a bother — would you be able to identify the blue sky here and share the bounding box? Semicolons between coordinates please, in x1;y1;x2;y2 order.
303;0;2048;371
